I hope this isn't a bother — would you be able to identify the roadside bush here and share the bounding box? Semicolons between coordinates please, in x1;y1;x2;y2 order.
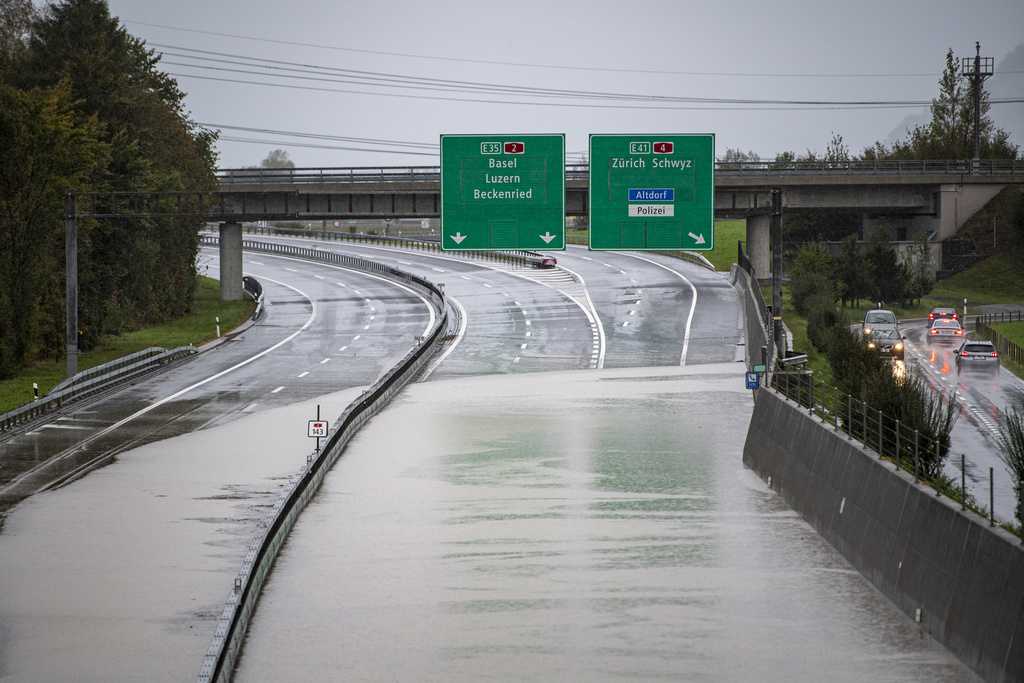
998;408;1024;524
806;299;845;353
803;289;959;476
790;270;838;317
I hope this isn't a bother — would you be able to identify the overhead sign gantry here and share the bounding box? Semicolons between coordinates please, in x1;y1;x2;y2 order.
588;134;715;251
440;134;565;251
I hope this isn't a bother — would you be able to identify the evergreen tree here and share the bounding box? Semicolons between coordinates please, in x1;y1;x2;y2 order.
865;48;1019;160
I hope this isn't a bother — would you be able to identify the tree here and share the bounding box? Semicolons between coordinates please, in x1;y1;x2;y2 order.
824;132;850;168
863;226;911;306
903;237;934;306
261;149;295;168
836;234;872;308
998;408;1024;527
0;0;217;375
0;80;107;375
865;48;1019;160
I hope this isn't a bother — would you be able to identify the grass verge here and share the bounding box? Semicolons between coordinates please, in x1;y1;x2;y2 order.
0;277;255;414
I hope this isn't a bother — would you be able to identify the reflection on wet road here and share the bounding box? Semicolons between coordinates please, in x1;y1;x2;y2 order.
902;319;1024;520
236;366;975;682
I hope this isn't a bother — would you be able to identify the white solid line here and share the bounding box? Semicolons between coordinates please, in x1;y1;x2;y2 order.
622;254;697;366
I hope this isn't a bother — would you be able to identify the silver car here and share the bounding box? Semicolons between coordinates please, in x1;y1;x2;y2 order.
926;319;964;345
862;309;898;336
955;340;1000;374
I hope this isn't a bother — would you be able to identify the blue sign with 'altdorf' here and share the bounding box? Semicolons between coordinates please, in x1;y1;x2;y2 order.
628;188;674;202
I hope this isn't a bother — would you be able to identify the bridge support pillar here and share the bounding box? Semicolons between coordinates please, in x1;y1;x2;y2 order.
745;214;770;280
219;221;243;301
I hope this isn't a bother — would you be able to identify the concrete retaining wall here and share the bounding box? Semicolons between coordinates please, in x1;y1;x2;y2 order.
743;389;1024;683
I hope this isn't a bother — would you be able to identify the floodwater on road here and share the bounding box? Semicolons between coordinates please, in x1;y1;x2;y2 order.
0;387;365;682
236;364;976;682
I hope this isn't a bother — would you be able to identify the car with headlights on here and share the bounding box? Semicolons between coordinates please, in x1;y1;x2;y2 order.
861;309;898;336
927;318;964;345
955;340;999;374
867;328;905;360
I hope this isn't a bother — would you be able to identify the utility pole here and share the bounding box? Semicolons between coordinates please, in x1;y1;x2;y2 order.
771;189;784;358
962;41;994;167
65;190;78;378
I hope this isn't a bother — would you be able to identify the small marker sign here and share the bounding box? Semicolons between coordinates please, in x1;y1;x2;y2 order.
308;420;329;438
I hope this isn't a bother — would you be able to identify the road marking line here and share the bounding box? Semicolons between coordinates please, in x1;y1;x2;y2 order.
271;386;284;393
297;371;309;378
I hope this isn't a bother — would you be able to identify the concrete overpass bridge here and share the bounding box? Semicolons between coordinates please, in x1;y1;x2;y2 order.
212;159;1024;277
63;159;1022;376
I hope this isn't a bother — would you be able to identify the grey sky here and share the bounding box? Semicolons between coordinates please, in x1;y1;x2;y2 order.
103;0;1024;169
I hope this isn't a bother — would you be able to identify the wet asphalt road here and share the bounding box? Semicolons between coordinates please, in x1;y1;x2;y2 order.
0;238;981;681
0;247;435;514
900;318;1024;521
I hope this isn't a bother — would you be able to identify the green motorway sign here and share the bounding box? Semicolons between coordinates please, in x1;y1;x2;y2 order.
440;134;565;251
588;134;715;251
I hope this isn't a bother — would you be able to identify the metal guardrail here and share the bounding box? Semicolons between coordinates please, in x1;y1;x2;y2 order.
215;159;1024;185
736;242;775;371
0;346;197;432
232;226;555;269
197;250;451;683
564;234;715;270
242;276;264;320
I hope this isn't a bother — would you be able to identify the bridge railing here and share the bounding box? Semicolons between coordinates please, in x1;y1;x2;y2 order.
216;159;1024;184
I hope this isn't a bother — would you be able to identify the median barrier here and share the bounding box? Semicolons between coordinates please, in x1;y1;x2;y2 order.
197;249;453;683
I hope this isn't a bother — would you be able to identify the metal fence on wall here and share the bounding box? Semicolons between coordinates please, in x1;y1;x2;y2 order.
770;368;1021;539
976;312;1024;367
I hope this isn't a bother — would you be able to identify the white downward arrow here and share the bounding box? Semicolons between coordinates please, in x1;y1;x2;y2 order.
688;232;706;245
451;232;467;244
540;232;556;243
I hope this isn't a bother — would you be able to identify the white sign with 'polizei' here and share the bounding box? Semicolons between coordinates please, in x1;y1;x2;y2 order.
628;204;675;217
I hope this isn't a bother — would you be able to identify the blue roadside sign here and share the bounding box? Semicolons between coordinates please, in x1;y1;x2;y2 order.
745;372;759;389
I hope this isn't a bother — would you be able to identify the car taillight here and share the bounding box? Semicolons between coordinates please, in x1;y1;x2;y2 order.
929;314;935;320
961;351;969;356
991;352;999;357
929;328;938;334
952;314;958;319
955;329;963;335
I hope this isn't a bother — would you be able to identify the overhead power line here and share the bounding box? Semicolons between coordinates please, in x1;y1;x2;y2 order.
154;43;1024;110
127;19;951;79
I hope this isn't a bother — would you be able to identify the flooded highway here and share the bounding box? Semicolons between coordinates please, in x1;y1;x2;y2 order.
235;366;975;682
0;243;982;681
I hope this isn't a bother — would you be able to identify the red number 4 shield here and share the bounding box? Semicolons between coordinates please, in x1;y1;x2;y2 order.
653;142;674;154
